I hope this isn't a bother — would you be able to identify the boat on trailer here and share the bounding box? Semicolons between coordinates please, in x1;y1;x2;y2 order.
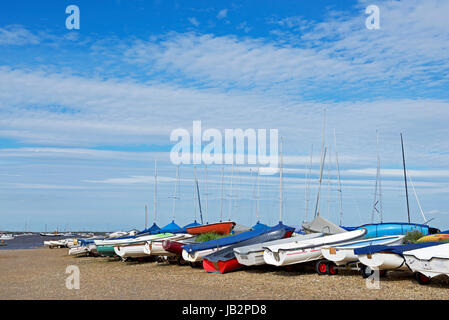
263;229;366;267
203;223;295;273
403;243;449;284
321;235;405;267
354;242;445;278
235;233;323;266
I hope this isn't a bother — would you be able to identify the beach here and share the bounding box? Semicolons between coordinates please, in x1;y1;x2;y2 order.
0;247;448;300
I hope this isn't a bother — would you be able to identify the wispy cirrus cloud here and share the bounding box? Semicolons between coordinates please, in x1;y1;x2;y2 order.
0;24;40;45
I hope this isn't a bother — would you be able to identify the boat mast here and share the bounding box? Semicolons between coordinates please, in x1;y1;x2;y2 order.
194;166;203;224
171;165;180;221
314;147;327;218
401;133;411;223
205;165;208;224
371;130;383;223
154;160;158;223
256;167;260;222
314;109;326;218
228;163;234;221
334;130;343;226
220;164;224;222
279;137;284;223
304;145;313;223
145;205;147;229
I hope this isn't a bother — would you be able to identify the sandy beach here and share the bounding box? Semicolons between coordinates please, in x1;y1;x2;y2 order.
0;247;448;300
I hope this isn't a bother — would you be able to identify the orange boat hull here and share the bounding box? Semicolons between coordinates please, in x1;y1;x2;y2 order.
186;222;235;235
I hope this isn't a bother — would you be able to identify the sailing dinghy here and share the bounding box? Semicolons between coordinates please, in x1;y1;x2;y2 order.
235;233;323;267
354;242;445;278
403;243;449;284
263;229;366;267
321;235;405;267
202;223;295;273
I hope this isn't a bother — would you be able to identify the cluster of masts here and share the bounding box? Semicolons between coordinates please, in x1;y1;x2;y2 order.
143;111;428;230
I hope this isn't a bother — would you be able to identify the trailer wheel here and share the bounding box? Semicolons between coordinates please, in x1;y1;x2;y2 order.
415;272;431;285
316;260;328;275
360;265;374;279
326;262;338;275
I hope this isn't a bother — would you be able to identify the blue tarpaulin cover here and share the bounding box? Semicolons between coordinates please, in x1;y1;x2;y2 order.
251;221;270;231
204;223;294;262
354;242;445;256
159;220;183;233
179;221;202;233
183;222;294;253
137;222;161;235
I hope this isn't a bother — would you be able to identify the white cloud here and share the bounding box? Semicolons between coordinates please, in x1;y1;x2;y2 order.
188;17;200;27
0;25;40;45
217;9;228;19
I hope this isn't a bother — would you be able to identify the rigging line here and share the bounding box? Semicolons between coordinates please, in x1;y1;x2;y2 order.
333;130;343;226
407;170;427;223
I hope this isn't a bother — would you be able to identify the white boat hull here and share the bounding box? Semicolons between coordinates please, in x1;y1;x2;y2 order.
69;246;90;257
235;234;324;266
263;229;366;266
114;242;148;259
403;243;449;278
145;234;194;256
322;235;405;266
358;252;408;271
182;246;229;262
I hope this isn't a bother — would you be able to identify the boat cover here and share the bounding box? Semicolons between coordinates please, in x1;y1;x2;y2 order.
179;221;202;233
159;220;183;233
346;222;436;238
235;232;323;255
354;242;444;256
302;216;347;234
183;222;294;254
137;222;161;235
251;221;270;231
232;224;253;234
204;224;293;262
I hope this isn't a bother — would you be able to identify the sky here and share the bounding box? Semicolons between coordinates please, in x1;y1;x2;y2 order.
1;0;449;232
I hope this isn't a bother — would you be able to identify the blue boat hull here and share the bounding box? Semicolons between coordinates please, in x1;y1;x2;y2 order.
341;223;440;238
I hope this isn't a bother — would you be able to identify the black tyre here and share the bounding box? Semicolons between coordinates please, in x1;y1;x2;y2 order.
415;272;431;285
360;264;374;279
326;262;338;275
316;260;328;275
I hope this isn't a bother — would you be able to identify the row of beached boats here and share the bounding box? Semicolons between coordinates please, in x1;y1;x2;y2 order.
49;132;449;286
57;216;449;285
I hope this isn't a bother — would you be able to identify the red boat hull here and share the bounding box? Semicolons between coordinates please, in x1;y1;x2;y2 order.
186;221;236;235
162;240;183;255
203;258;243;274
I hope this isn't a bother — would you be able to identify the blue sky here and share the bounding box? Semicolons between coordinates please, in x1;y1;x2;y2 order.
1;0;449;232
